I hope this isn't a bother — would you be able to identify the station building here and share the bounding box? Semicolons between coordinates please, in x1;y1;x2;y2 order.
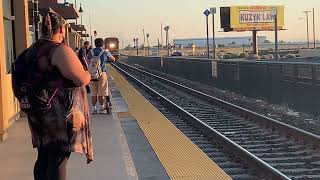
0;0;30;140
173;36;267;48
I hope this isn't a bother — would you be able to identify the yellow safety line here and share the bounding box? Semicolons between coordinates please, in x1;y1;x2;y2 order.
108;65;231;180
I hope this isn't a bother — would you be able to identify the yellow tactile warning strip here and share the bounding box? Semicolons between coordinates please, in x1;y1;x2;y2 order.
117;111;133;118
108;65;231;180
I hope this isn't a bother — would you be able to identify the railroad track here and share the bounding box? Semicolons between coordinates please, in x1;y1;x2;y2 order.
112;62;320;180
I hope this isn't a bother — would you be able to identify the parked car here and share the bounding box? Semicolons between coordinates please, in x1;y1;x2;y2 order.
171;50;183;56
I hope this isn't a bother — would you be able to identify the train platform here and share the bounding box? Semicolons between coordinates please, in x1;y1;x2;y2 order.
0;65;230;180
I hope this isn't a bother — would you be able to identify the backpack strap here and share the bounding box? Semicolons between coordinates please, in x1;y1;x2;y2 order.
90;49;95;57
97;49;105;58
90;49;105;58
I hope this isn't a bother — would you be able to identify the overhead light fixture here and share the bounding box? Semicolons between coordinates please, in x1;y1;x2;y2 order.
79;3;84;13
64;1;70;7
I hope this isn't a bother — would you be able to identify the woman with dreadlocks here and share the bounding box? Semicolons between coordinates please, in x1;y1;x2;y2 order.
17;10;93;180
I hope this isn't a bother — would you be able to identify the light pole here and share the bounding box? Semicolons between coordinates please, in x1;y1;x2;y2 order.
210;7;216;59
164;26;170;56
272;8;279;61
303;10;312;48
203;9;211;59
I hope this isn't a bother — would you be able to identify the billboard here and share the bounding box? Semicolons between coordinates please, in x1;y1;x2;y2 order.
230;6;284;31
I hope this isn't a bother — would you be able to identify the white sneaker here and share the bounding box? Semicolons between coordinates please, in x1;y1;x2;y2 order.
99;109;109;114
92;108;98;114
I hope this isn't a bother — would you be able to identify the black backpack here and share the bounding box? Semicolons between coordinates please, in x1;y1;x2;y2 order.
11;40;61;113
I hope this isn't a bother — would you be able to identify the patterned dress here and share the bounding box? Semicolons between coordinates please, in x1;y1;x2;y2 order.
26;40;93;163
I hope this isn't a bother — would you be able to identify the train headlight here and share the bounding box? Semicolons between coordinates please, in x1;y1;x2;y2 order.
109;43;115;49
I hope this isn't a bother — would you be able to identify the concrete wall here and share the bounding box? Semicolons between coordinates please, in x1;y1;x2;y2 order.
173;36;267;47
127;56;320;114
0;0;30;141
299;49;320;58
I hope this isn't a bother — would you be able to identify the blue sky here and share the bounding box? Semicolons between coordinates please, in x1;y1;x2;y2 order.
75;0;320;47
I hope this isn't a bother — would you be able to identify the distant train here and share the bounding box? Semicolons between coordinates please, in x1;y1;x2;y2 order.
104;37;120;60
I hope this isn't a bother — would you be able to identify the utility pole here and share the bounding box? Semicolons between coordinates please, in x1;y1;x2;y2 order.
203;9;211;59
33;0;40;41
313;8;316;49
303;10;311;49
210;8;216;59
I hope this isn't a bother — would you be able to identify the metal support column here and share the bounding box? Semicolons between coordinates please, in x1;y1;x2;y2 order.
33;0;39;41
252;30;258;55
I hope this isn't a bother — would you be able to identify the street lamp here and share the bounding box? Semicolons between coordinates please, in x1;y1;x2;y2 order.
302;10;312;49
164;26;170;56
79;3;84;25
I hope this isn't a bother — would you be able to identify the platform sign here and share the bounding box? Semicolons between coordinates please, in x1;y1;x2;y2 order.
230;5;284;31
204;9;211;16
151;47;158;56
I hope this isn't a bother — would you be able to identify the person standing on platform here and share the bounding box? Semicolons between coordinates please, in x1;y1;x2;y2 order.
78;41;90;65
74;47;79;54
11;10;93;180
87;38;115;114
78;41;91;93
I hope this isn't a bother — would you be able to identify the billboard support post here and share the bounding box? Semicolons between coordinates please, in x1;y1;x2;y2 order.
303;10;311;49
272;8;279;61
252;30;258;55
313;8;316;49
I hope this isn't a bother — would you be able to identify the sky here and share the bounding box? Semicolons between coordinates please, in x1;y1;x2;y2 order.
73;0;320;47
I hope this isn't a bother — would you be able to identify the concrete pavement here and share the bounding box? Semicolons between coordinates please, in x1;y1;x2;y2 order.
0;76;169;180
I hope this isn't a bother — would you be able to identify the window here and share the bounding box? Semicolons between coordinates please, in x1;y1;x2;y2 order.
2;0;15;74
